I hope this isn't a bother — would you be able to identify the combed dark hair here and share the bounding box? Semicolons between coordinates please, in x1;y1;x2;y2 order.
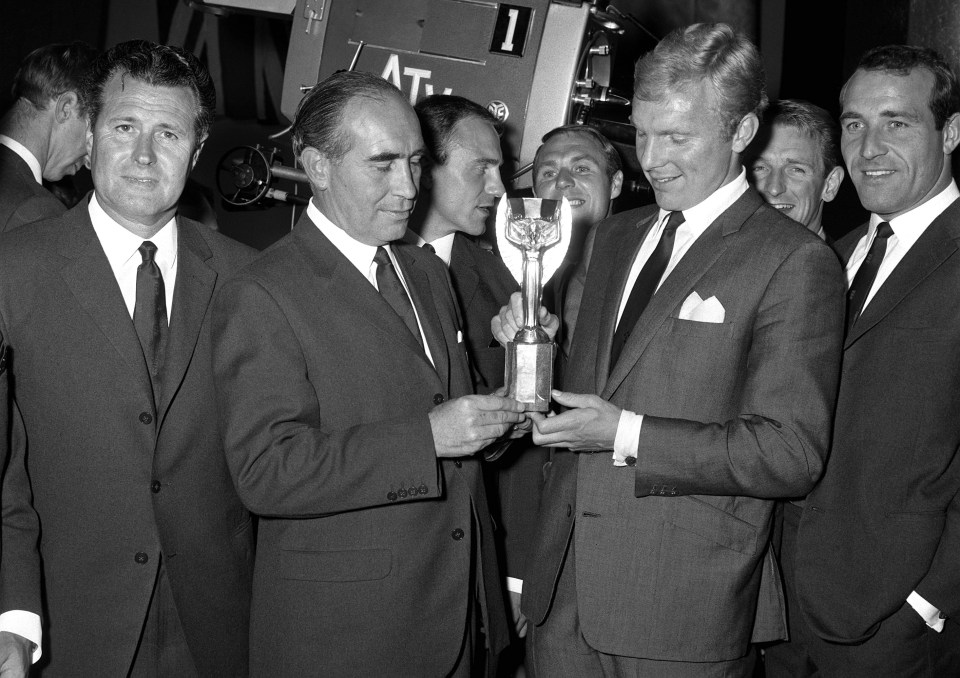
764;99;841;171
12;41;99;112
292;71;403;161
634;22;768;137
414;94;502;166
533;124;622;180
848;44;960;130
82;40;216;141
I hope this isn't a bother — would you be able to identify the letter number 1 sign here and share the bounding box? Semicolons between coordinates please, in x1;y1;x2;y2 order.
490;4;532;57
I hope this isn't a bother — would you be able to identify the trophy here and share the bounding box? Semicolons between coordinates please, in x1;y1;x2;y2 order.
496;196;571;411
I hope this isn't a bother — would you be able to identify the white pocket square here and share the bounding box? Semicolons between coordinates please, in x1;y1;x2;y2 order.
678;292;725;323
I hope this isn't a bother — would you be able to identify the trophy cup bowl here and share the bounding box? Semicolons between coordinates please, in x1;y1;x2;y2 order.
496;196;572;411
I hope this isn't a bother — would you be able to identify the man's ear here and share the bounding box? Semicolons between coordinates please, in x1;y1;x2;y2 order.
191;134;208;171
821;165;845;203
301;147;331;191
54;91;80;123
609;170;624;200
942;112;960;155
731;112;759;153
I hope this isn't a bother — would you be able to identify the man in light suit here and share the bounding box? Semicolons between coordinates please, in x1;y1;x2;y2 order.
746;99;845;241
494;23;845;677
0;41;254;676
211;71;526;677
0;42;98;232
790;45;960;677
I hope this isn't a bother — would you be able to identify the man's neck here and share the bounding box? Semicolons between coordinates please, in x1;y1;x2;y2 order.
0;102;50;175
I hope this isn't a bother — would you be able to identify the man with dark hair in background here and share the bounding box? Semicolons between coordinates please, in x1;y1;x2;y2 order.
791;44;960;677
0;41;98;231
746;99;845;240
212;71;525;677
0;40;255;676
496;22;845;677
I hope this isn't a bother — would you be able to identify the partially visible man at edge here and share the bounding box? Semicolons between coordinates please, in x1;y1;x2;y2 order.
495;22;844;677
211;71;526;677
0;41;98;232
0;40;255;677
746;99;845;241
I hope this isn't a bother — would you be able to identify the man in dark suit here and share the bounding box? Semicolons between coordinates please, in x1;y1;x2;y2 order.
0;41;254;677
790;45;960;677
211;71;526;677
495;23;845;677
745;99;845;242
0;42;98;232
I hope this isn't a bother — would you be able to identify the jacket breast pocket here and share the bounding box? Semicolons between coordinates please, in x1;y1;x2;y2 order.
666;317;736;339
281;547;392;582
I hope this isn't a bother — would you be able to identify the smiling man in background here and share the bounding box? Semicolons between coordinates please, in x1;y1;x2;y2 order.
747;99;844;240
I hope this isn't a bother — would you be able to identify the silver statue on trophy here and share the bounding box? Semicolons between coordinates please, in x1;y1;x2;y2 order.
496;195;572;411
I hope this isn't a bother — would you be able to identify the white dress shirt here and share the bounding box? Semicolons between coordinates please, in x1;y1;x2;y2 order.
0;134;42;184
405;229;456;267
0;194;181;662
613;170;750;465
844;180;958;633
308;201;434;366
89;194;178;321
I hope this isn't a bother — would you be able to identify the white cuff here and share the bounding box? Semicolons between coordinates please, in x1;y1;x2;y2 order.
0;610;42;662
907;591;945;632
506;577;523;594
613;410;643;466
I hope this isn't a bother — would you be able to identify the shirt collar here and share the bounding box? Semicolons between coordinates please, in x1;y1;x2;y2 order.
0;134;43;184
659;168;749;226
868;180;960;244
88;192;178;274
307;199;386;275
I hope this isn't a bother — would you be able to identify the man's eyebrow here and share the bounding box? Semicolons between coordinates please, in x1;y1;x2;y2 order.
878;108;922;122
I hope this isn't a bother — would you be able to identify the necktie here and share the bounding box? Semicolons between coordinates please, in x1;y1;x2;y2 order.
846;221;894;331
610;210;685;370
422;243;436;254
374;246;424;349
134;241;168;379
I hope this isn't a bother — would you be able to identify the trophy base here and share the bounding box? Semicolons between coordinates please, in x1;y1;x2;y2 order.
506;341;555;412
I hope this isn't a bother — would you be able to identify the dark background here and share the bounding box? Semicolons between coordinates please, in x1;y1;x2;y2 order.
0;0;937;249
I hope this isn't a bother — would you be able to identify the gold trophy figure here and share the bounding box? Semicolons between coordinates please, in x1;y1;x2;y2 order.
496;196;571;411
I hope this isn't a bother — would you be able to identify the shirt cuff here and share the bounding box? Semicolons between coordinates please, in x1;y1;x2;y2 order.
506;577;523;594
612;410;643;466
907;591;945;632
0;610;42;662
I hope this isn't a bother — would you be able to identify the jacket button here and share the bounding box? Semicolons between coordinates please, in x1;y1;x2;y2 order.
398;488;408;498
151;481;161;493
139;412;153;425
433;393;445;405
451;528;464;541
134;552;149;565
407;486;417;496
454;460;462;468
625;456;636;466
418;484;428;495
387;491;398;501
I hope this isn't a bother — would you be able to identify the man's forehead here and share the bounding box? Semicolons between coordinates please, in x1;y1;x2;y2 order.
841;68;934;115
760;125;820;160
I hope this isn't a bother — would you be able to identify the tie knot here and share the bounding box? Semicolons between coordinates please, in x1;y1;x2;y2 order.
422;243;436;254
139;240;158;264
373;246;391;267
876;221;894;240
665;211;685;233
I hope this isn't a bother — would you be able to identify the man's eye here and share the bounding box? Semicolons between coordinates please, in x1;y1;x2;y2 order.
116;124;133;133
751;165;768;175
161;131;178;141
789;166;807;176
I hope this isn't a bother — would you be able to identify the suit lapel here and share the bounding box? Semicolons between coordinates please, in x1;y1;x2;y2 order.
395;244;448;385
56;203;155;405
293;219;438;376
845;206;960;348
602;190;760;398
157;219;217;424
450;234;481;312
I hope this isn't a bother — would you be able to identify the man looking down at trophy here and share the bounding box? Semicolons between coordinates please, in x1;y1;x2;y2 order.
493;22;846;677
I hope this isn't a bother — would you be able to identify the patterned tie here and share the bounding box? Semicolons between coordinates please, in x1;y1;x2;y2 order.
374;246;424;349
610;210;685;370
846;221;894;331
134;241;168;381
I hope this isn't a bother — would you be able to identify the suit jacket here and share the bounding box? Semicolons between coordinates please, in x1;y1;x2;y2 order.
521;188;846;662
796;202;960;643
211;216;509;677
0;145;65;232
0;200;255;677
